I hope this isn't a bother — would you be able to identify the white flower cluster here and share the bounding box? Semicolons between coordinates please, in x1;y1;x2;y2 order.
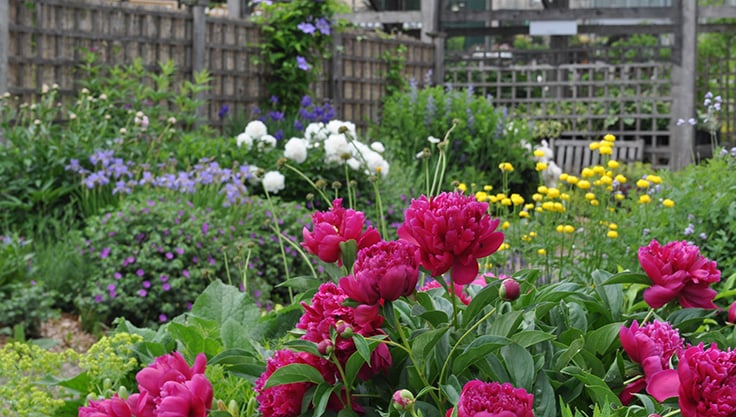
234;119;390;195
532;139;562;187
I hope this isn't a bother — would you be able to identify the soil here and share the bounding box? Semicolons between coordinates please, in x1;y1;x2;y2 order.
0;313;98;353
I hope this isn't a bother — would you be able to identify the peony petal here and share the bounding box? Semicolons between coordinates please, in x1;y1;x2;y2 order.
451;260;479;285
646;369;680;401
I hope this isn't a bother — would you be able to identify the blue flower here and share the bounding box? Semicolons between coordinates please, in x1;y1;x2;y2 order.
218;104;230;119
315;18;331;35
296;56;311;71
298;22;316;35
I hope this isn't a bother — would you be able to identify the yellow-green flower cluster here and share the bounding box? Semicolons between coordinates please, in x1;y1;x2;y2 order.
0;342;79;417
80;332;143;391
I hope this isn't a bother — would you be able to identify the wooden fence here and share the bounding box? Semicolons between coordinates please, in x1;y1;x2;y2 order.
445;56;673;167
4;0;435;132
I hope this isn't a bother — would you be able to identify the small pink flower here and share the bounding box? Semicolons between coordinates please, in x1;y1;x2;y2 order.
339;240;420;305
638;239;720;309
728;301;736;324
453;380;534;417
398;192;504;285
302;199;381;265
419;279;472;305
78;395;133;417
499;278;521;301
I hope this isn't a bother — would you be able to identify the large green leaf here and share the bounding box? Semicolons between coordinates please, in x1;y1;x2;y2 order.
262;363;325;389
501;343;536;391
585;322;624;356
463;280;502;326
511;330;557;348
411;327;450;364
561;366;622;408
191;280;263;338
601;271;651;286
452;335;510;375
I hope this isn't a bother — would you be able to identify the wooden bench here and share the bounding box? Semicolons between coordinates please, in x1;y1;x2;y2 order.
551;138;644;175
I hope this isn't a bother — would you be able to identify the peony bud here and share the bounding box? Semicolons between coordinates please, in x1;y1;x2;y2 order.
392;389;415;412
335;320;354;338
728;301;736;324
499;278;521;301
317;339;334;356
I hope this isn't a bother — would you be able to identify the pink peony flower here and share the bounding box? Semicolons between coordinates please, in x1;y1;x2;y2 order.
499;278;521;301
638;239;720;309
255;349;329;417
619;320;686;404
729;301;736;324
677;344;736;417
78;395;133;417
453;380;534;417
156;374;213;417
397;192;504;285
132;352;212;417
339;240;420;305
297;282;391;379
302;198;381;265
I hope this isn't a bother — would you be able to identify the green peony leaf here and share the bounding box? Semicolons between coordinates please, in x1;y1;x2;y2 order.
262;363;325;389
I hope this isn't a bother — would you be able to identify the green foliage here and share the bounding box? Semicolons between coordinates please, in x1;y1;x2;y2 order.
252;0;340;112
73;193;314;329
0;341;79;417
373;85;536;196
0;282;57;338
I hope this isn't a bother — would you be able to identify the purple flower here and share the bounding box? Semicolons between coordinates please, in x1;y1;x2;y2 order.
114;272;122;279
296;56;311;71
100;247;111;259
138;289;148;297
163;283;171;291
297;22;316;35
107;284;116;291
315;18;331;35
218;104;230;119
175;247;185;255
183;269;191;278
159;314;168;322
136;269;145;277
160;274;169;282
202;223;209;236
94;295;103;303
166;252;174;260
143;281;151;289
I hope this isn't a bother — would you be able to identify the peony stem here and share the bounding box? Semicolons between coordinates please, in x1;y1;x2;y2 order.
282;162;332;207
438;306;497;388
263;189;294;304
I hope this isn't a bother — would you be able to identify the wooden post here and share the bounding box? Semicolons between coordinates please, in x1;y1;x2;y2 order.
227;0;240;19
427;0;444;84
192;0;208;121
670;0;697;170
330;31;343;117
0;0;7;96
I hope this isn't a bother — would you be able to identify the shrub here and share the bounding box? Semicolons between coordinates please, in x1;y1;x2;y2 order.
74;193;315;328
373;83;536;196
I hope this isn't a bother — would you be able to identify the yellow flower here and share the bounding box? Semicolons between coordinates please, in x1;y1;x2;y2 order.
599;145;613;155
475;191;489;202
556;225;564;233
663;198;675;208
533;149;546;158
603;134;616;143
577;180;591;190
607;230;619;239
483;185;493;191
542;201;555;211
536;162;548;171
532;193;543;202
501;198;512;206
566;175;579;185
593;180;602;187
538;248;547;255
615;192;625;201
499;243;510;251
600;175;613;185
553;202;565;212
499;162;514;172
607;160;620;169
535;207;543;213
648;175;662;184
529;231;537;237
563;224;575;234
511;194;525;205
457;183;467;192
496;193;507;200
589;142;601;150
585;192;595;200
547;188;561;199
581;167;595;178
615;174;628;184
592;165;605;175
559;173;569;181
537;185;549;194
524;203;535;210
608;223;618;230
501;221;510;230
519;211;529;218
521;234;531;242
639;194;652;204
590;199;600;206
489;196;498;203
560;193;570;201
636;179;650;188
